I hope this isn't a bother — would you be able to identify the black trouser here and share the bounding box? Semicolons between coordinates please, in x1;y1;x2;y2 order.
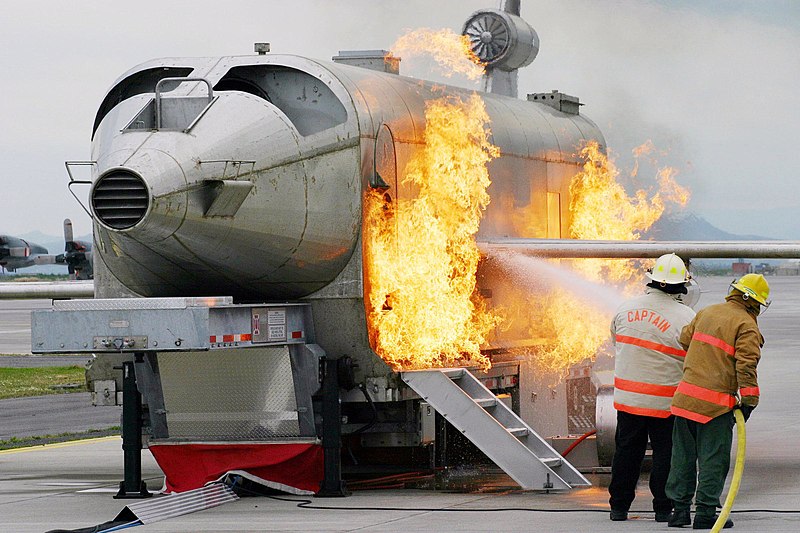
608;411;675;514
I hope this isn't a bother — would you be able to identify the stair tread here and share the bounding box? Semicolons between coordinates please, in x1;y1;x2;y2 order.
540;457;563;466
474;397;497;407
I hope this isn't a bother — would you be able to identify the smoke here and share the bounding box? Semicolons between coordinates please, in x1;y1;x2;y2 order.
523;0;800;229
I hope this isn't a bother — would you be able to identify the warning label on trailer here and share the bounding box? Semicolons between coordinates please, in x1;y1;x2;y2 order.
267;309;286;341
268;310;285;325
268;324;286;342
252;307;292;343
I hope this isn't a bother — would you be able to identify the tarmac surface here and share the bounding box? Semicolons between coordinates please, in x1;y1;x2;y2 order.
0;298;52;355
0;354;92;367
0;393;121;441
0;299;121;442
1;277;799;532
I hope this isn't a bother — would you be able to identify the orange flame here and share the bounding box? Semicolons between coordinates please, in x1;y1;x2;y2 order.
657;166;691;207
494;140;691;376
364;94;500;370
631;140;690;206
528;288;614;374
571;141;666;243
568;140;690;287
390;28;484;81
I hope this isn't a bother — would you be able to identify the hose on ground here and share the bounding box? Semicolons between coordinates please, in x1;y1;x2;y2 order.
561;429;596;458
712;408;746;533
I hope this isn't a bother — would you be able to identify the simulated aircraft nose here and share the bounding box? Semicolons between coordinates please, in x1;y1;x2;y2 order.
88;65;362;300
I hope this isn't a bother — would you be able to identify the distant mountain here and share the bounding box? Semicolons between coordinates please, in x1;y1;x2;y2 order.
643;211;771;241
642;212;787;269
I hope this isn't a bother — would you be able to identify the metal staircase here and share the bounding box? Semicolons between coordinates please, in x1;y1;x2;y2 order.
401;368;590;491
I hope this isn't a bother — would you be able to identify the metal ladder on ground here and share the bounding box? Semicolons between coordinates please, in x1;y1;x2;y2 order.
401;368;590;491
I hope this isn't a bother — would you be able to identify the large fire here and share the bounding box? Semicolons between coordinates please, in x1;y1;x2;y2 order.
365;28;690;376
521;140;690;374
569;140;689;287
363;94;499;371
389;28;484;81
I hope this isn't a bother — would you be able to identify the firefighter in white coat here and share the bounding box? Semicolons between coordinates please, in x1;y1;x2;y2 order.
608;254;696;522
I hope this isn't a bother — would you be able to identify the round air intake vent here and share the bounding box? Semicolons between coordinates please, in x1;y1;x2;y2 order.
462;9;539;71
464;11;512;65
91;170;149;230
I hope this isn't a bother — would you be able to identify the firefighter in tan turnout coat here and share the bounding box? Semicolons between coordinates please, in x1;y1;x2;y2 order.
666;273;770;530
608;254;696;522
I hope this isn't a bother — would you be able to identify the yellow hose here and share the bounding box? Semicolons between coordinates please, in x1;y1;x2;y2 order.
712;408;746;533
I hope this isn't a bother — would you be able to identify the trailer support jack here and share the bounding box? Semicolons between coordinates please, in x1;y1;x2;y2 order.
317;356;350;497
115;355;152;499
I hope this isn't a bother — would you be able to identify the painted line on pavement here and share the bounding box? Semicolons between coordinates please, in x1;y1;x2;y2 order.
0;435;120;455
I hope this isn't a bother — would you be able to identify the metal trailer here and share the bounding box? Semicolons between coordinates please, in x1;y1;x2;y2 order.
32;294;587;496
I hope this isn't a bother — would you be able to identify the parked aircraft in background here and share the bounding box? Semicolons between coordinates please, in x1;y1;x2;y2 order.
0;235;50;273
0;219;92;279
57;219;93;280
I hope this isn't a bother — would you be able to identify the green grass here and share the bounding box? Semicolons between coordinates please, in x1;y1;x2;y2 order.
0;366;87;399
0;274;71;282
0;353;85;357
0;427;120;450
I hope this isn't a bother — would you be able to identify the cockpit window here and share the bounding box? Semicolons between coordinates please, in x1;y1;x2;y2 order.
93;67;193;139
214;65;347;136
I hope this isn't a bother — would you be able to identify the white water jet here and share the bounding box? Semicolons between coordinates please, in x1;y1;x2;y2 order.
490;251;631;315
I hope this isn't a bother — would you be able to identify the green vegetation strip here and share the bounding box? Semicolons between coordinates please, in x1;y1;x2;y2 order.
0;353;84;357
0;366;86;399
0;427;120;450
0;274;71;282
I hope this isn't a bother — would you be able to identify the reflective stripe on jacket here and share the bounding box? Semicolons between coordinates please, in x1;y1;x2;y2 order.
671;294;763;424
612;288;696;418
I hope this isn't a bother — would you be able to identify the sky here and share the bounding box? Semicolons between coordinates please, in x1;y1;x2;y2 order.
1;0;798;241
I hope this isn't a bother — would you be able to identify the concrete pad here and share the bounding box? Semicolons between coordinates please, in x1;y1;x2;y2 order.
1;436;799;532
0;393;121;440
0;299;51;354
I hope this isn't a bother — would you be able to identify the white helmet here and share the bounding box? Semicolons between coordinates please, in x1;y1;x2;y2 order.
646;253;690;285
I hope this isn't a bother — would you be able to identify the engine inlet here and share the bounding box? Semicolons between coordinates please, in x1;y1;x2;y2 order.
91;170;149;230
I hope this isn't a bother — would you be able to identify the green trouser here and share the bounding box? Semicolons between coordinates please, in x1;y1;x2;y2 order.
666;412;733;518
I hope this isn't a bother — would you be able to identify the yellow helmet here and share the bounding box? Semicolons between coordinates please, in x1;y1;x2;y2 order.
730;273;771;306
646;253;690;284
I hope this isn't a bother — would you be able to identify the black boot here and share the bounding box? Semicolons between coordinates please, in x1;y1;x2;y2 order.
693;514;733;529
668;509;691;527
610;509;628;521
